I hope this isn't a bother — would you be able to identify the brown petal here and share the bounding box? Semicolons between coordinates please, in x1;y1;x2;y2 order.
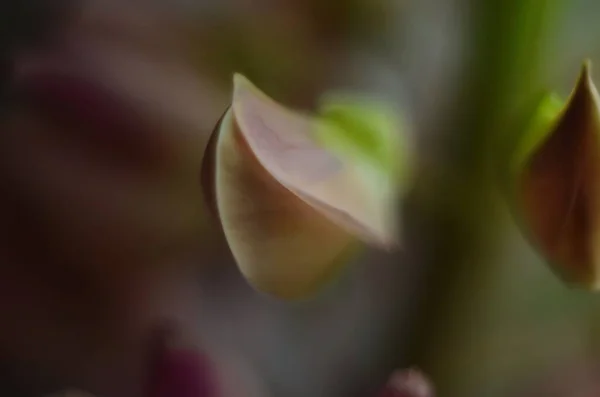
518;61;600;288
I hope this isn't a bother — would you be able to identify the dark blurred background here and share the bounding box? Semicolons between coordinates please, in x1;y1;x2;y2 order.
3;1;600;397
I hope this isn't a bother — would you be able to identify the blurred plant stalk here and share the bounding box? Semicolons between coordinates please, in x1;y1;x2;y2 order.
406;0;566;396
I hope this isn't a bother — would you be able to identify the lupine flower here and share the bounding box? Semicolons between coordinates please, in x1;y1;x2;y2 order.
201;74;412;299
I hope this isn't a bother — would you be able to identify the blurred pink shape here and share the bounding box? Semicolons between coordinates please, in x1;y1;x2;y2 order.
377;369;434;397
146;329;217;397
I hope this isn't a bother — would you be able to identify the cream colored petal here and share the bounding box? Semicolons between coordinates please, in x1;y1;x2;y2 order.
204;75;402;299
231;74;399;248
211;110;356;299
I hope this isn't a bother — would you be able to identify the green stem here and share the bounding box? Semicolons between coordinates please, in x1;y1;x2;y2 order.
406;1;566;396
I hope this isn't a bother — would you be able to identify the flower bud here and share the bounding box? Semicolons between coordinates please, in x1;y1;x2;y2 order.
202;74;411;299
513;60;600;289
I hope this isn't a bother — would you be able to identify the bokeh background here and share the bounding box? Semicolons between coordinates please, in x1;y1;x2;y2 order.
3;1;600;397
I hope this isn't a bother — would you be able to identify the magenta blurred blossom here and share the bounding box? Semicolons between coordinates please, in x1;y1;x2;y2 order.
377;369;434;397
146;329;217;397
